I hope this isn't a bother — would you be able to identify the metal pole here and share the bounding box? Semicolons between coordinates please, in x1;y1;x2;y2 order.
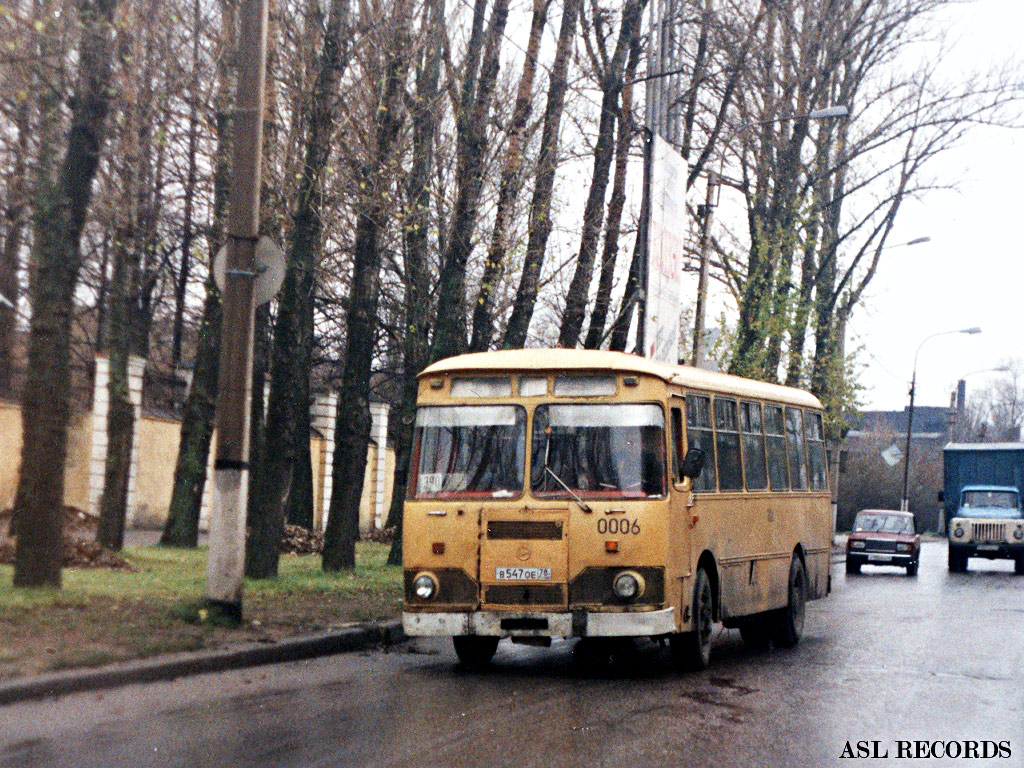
207;0;269;621
691;170;716;367
900;369;916;512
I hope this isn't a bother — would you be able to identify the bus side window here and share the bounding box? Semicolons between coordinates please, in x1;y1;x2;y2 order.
785;407;809;490
686;394;716;492
805;411;828;490
671;406;685;483
765;405;789;491
740;401;768;490
714;398;743;491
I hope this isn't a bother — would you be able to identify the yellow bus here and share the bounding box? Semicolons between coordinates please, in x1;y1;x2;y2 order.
401;349;831;669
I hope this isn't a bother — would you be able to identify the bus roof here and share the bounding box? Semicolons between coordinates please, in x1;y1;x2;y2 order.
420;349;823;408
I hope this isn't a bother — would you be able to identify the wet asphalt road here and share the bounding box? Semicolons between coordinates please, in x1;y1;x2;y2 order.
2;540;1023;768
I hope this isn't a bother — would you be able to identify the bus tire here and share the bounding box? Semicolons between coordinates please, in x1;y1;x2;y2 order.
771;556;806;649
845;559;861;575
453;636;499;670
671;567;713;671
906;559;919;577
1014;557;1024;575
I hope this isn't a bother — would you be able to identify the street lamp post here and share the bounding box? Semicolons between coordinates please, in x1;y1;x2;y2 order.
691;105;849;368
900;327;982;511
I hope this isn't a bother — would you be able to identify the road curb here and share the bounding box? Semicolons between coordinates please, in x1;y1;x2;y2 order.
0;620;406;707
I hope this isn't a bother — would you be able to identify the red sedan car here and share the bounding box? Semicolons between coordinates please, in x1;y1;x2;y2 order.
846;509;920;576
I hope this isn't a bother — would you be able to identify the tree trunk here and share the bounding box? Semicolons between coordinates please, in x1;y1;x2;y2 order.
324;8;409;571
13;0;120;587
161;0;237;548
502;0;583;349
428;0;510;363
558;0;643;349
468;0;550;353
247;0;349;578
171;0;202;370
161;284;221;547
0;90;31;396
385;0;445;567
583;29;640;350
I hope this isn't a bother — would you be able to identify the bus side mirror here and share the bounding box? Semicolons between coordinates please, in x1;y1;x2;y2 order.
681;448;705;480
937;491;944;503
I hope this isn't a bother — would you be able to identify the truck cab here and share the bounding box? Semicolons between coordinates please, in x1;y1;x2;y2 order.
947;485;1024;573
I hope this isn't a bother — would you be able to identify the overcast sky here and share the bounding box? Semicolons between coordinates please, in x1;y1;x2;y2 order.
849;0;1024;411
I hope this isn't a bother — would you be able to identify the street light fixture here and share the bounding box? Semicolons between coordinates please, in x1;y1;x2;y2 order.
900;326;982;511
691;104;850;368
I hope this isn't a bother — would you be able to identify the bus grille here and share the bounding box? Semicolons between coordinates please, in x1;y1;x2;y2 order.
485;585;564;605
487;521;563;540
972;523;1006;543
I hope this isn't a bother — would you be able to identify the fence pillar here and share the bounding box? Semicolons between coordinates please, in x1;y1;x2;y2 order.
369;402;389;532
88;354;146;525
311;391;338;532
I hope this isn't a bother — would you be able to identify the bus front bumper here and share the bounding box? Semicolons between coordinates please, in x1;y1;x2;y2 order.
402;608;676;639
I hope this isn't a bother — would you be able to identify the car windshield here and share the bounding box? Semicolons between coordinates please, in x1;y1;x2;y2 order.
531;403;665;498
853;512;914;534
959;490;1022;518
411;405;526;499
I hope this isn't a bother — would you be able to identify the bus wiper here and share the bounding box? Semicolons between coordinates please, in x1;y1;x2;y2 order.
544;432;592;514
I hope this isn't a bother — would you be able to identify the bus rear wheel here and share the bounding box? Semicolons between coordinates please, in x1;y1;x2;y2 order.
771;556;806;649
671;566;713;671
453;636;499;670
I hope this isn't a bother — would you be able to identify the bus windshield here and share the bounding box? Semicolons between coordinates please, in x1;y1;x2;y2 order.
531;404;665;498
411;405;526;499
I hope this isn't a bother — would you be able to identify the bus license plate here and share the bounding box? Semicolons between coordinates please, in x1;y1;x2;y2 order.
495;567;551;581
867;554;892;562
977;544;999;551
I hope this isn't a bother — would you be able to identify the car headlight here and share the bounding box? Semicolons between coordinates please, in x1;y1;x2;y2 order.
612;571;645;600
896;543;909;552
851;541;865;549
1014;528;1023;541
953;526;964;539
413;572;438;600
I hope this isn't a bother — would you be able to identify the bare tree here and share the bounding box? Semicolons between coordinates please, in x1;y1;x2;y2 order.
502;0;584;348
13;0;120;587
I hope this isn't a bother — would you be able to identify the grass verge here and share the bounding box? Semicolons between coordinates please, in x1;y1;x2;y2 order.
0;542;401;682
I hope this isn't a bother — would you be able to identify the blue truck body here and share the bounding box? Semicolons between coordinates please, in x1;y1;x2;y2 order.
942;443;1024;527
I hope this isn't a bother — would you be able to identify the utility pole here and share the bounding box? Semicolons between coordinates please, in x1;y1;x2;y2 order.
691;171;716;367
207;0;269;621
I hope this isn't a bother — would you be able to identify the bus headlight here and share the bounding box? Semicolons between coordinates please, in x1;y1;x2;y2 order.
1014;527;1023;541
413;572;439;600
953;526;964;539
851;541;865;549
612;571;645;600
896;543;909;552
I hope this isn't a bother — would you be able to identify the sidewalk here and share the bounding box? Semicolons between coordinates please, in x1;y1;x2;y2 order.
0;620;405;707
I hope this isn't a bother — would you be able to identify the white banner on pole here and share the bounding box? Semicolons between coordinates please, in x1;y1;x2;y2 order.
645;134;688;363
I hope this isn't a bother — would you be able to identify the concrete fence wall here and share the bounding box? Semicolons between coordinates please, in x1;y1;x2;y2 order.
0;383;394;536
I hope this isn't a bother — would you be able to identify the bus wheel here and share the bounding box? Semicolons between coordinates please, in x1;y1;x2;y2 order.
845;559;861;575
1014;557;1024;575
771;556;806;649
671;567;713;671
453;636;499;670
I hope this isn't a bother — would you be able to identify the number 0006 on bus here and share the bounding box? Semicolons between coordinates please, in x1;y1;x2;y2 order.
401;349;831;670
